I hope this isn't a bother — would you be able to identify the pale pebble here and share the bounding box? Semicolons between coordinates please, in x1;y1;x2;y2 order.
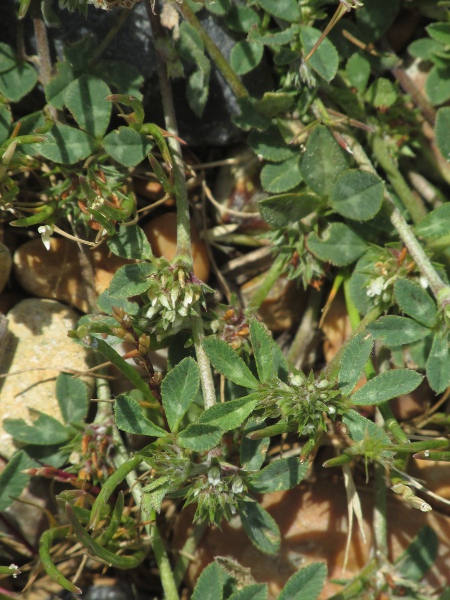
0;299;94;458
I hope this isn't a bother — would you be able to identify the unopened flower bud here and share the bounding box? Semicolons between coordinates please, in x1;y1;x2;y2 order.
231;475;244;494
316;379;329;390
208;466;221;486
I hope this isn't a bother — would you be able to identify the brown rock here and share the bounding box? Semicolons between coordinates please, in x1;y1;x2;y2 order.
142;213;210;282
241;275;306;332
13;237;129;312
174;473;450;599
0;299;94;458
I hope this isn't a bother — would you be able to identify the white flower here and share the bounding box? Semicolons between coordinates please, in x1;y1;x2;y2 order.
231;475;244;494
208;466;221;486
419;276;429;289
38;225;53;251
366;276;385;297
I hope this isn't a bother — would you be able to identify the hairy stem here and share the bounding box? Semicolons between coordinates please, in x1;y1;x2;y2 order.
32;5;58;122
177;1;249;100
370;134;428;224
146;3;191;260
287;287;324;369
173;521;208;587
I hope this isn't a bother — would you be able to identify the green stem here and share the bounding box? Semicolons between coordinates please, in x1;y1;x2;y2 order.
246;257;285;314
177;2;249;100
373;411;388;558
370;134;428;224
145;3;191;261
192;314;216;409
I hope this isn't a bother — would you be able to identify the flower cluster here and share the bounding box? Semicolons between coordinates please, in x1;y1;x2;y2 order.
259;371;342;437
364;246;427;308
143;258;212;336
209;296;251;352
184;464;248;527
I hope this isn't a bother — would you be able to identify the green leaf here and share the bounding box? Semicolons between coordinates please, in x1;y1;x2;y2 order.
395;526;438;582
230;41;263;76
355;0;400;41
161;357;200;433
177;423;223;451
103;127;153;167
107;225;152;260
254;92;295;118
92;59;143;99
38;123;95;164
365;78;397;108
427;23;450;45
394;279;437;327
225;6;260;33
90;337;154;401
63;35;97;71
339;332;374;395
300;126;350;196
0;451;33;511
45;61;76;109
343;409;391;444
0;43;17;72
307;223;367;266
426;332;450;394
107;262;155;298
4;412;69;445
202;337;259;389
248;126;296;163
97;290;139;316
249;319;277;383
301;27;339;83
414;203;450;239
56;373;88;424
192;562;223;600
198;395;258;431
436;107;450;161
0;104;11;145
352;369;423;405
426;66;450;106
248;458;308;494
346;52;371;92
114;394;167;437
64;75;111;138
259;192;321;228
142;476;173;514
204;0;230;15
229;584;267;600
408;38;444;61
367;316;431;347
240;417;270;471
186;67;210;118
0;61;38;103
233;97;271;131
330;169;384;221
278;562;327;600
239;501;280;555
248;25;299;46
260;155;302;194
256;0;299;23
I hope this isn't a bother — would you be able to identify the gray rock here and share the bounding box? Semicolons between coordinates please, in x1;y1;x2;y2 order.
3;1;272;145
0;299;94;459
